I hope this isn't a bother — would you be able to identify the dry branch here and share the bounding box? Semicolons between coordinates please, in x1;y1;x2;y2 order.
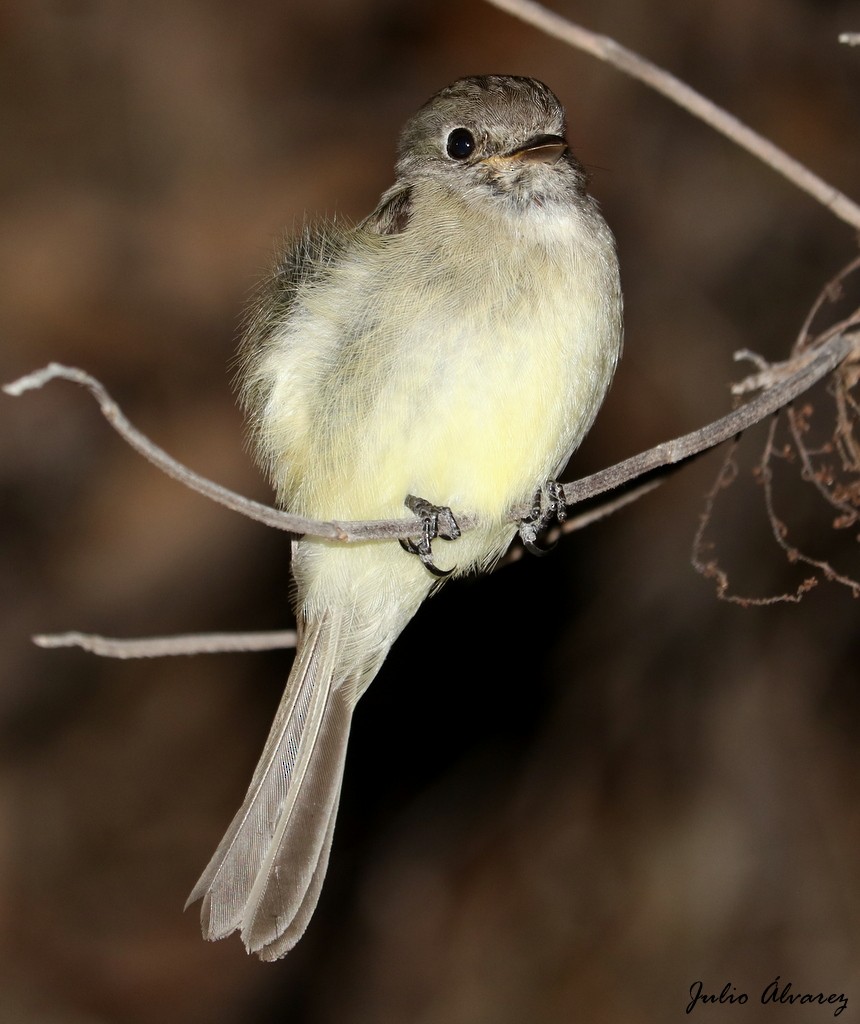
5;333;855;545
7;329;858;653
33;630;298;658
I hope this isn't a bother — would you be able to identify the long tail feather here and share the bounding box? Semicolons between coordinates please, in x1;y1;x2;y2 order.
256;775;343;960
186;608;358;956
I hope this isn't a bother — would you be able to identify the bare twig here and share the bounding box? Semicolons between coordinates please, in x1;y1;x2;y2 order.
562;332;857;505
36;479;666;657
2;364;458;544
690;438;815;605
693;256;860;602
483;0;860;231
5;333;857;546
3;365;325;536
33;630;298;658
758;415;860;598
13;334;855;654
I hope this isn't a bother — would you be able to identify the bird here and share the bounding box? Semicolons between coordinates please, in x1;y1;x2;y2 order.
186;74;623;960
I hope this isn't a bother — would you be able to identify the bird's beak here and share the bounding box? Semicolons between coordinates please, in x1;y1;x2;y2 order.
486;134;568;167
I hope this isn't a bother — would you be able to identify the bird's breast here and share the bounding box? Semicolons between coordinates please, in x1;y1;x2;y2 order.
261;198;621;542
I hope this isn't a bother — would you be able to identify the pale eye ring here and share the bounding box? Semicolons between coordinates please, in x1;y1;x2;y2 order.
446;127;476;160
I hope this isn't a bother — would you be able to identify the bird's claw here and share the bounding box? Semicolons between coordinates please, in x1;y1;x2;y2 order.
518;481;566;557
400;494;460;578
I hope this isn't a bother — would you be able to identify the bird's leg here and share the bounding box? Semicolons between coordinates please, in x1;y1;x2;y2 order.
518;480;567;556
400;494;461;578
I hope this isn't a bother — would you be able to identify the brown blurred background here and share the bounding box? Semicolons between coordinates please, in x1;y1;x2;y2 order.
2;1;860;1021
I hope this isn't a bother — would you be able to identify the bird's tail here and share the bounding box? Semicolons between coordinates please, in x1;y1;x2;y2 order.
186;606;384;960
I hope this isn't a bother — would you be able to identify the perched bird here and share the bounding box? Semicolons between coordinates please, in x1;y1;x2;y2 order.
186;74;623;959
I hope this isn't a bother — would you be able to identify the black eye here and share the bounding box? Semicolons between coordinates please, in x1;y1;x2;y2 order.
446;127;475;160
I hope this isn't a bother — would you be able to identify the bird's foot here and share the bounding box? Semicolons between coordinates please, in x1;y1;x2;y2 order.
518;481;567;557
400;494;461;578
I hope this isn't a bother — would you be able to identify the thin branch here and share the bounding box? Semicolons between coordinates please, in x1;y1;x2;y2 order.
5;332;857;545
35;480;667;659
3;365;330;536
1;363;456;543
562;332;857;506
33;630;298;658
483;0;860;231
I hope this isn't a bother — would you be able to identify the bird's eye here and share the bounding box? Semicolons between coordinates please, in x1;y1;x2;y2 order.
446;128;476;160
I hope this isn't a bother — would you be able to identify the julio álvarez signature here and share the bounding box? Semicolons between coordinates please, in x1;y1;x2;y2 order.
686;979;847;1017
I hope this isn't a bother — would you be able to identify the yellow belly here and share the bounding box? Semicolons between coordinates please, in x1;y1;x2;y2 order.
254;184;621;579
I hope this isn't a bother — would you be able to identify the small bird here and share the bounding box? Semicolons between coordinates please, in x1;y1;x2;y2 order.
186;74;623;959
